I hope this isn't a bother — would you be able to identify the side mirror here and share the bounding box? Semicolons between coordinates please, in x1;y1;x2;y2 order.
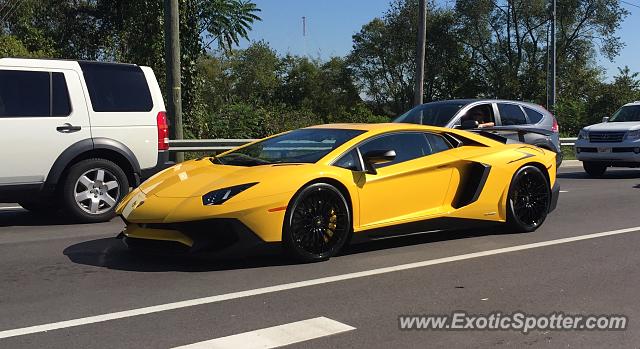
460;119;479;130
362;149;396;175
602;116;610;123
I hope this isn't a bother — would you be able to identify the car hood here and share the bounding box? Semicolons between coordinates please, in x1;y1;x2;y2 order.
585;122;640;132
138;159;308;198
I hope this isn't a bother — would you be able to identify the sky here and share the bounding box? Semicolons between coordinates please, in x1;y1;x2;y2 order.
238;0;640;80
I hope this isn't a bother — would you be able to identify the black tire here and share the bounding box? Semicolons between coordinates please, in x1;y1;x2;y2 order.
61;158;129;223
506;165;551;233
583;161;607;178
18;200;58;214
283;183;352;262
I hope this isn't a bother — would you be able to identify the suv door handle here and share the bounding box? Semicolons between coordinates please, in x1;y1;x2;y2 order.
56;123;82;133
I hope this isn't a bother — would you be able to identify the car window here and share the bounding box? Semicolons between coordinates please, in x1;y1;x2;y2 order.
523;107;544;124
425;133;452;154
498;104;527;125
358;132;431;168
394;102;466;126
52;73;72;116
459;104;495;127
0;70;71;117
79;62;153;112
333;149;362;171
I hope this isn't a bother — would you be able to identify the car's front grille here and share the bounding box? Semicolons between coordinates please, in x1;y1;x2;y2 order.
589;131;626;143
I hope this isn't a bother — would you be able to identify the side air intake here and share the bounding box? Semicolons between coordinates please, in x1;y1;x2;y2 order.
452;162;491;209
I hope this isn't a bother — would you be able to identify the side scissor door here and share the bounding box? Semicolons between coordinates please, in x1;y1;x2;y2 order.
355;131;456;230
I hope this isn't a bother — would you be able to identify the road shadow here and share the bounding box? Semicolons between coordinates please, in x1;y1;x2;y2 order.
64;225;512;272
558;169;640;180
0;209;78;227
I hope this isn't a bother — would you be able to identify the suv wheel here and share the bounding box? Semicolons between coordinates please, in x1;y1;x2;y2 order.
61;158;129;223
583;161;607;178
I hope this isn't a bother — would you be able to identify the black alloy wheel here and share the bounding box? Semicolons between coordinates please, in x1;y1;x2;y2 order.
507;165;551;233
284;183;351;262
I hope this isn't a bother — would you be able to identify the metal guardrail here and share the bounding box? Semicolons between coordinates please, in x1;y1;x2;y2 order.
169;137;579;152
168;139;255;152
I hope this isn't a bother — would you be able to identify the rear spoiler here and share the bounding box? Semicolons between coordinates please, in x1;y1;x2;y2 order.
465;127;553;144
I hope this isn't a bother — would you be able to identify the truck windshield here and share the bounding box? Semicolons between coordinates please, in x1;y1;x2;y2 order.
609;105;640;122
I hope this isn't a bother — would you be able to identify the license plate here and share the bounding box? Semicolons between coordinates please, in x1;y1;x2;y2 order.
598;147;612;153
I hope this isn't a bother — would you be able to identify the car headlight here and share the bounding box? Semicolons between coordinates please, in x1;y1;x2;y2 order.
626;130;640;140
578;129;588;140
202;183;258;206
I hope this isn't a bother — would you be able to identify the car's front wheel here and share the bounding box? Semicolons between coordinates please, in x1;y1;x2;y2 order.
506;165;551;233
283;183;351;262
583;161;607;178
61;158;129;223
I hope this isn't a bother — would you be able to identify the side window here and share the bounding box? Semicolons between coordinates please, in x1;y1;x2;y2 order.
460;104;495;127
52;73;72;116
358;133;431;168
425;133;452;154
0;70;49;117
498;104;527;125
80;62;153;112
0;70;71;117
333;149;362;171
523;107;544;124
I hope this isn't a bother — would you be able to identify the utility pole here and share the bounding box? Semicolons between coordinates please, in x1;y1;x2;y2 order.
548;0;556;113
302;16;306;37
164;0;184;162
414;0;427;106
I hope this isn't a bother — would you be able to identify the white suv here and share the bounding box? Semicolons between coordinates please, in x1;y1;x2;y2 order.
0;58;172;222
575;101;640;177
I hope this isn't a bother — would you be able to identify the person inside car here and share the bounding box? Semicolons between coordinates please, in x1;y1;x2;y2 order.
465;107;495;128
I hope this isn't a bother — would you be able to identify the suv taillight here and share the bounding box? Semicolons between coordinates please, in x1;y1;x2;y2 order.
551;116;559;133
157;111;169;151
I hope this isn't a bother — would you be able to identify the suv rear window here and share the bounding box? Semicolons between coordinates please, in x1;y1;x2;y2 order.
523;107;544;124
0;70;71;117
498;103;527;125
80;62;153;112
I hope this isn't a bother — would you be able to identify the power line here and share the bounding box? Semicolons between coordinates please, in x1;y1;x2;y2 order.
0;0;22;24
621;0;640;9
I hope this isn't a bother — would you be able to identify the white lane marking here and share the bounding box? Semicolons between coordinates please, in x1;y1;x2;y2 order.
172;317;355;349
1;226;639;340
560;190;569;193
0;206;23;211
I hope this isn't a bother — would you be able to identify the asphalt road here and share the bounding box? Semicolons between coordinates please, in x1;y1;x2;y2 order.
1;166;640;348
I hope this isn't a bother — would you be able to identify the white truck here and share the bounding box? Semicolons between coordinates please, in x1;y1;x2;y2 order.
0;58;172;222
575;101;640;177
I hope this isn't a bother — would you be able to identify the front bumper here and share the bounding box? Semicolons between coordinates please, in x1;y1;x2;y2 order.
575;140;640;163
549;182;560;213
118;218;268;255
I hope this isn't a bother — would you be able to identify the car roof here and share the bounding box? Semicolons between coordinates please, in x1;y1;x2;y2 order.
0;58;142;69
419;99;548;112
306;123;447;132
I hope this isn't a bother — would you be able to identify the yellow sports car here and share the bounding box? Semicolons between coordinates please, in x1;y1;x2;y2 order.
116;123;559;261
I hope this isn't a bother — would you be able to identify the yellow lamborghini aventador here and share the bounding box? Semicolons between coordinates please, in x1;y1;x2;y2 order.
116;123;559;262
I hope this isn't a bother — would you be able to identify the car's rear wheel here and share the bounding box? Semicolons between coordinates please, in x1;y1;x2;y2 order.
583;161;607;178
506;165;551;233
61;158;129;223
283;183;351;262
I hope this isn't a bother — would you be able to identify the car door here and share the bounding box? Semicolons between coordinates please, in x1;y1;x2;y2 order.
0;67;91;186
355;132;456;229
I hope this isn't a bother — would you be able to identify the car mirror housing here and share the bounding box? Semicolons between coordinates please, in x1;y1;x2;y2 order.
602;116;610;123
362;150;396;175
461;119;479;130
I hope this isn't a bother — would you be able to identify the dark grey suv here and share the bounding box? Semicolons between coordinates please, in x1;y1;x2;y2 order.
394;99;562;165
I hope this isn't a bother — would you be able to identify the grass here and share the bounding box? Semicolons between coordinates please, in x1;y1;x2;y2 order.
561;145;576;160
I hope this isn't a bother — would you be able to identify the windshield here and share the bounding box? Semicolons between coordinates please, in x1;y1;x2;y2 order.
216;128;366;167
393;102;467;126
609;105;640;122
